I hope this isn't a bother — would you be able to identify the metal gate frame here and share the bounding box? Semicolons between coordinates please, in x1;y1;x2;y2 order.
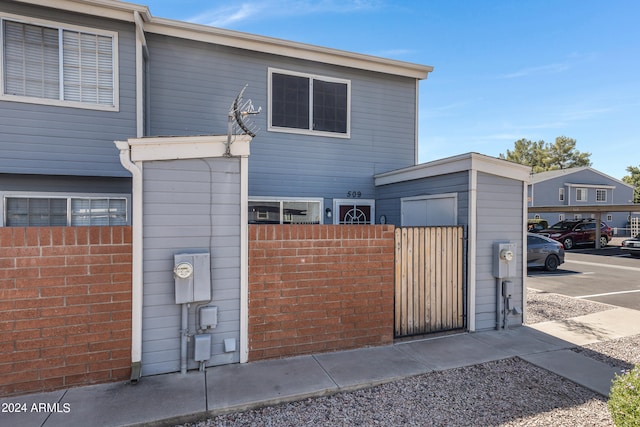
394;226;466;338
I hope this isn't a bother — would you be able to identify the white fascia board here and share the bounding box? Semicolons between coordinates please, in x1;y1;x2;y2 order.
15;0;151;22
144;18;433;80
374;153;532;186
19;1;433;79
127;135;251;162
564;183;616;189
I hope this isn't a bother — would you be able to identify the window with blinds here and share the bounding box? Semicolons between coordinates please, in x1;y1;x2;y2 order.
1;17;116;109
4;196;128;227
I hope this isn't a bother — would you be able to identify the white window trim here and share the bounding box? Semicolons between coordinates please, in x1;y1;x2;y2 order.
0;13;119;112
332;199;375;225
248;196;324;224
596;188;607;203
2;191;130;226
558;187;565;202
267;67;351;139
575;187;587;202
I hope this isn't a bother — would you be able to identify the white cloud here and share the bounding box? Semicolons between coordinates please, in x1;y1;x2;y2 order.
500;62;570;79
188;0;382;27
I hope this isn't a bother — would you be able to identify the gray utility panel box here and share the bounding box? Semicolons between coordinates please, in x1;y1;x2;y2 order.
493;242;517;279
174;252;211;304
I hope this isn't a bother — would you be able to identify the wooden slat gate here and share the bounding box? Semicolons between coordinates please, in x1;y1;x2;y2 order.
395;226;465;337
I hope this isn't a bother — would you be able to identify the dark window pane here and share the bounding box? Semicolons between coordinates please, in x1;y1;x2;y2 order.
248;201;280;224
339;204;371;224
272;73;309;129
313;80;347;133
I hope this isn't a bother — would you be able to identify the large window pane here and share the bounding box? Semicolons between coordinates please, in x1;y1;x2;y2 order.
63;30;113;105
313;79;347;133
249;200;322;224
271;73;309;129
5;198;29;226
6;198;67;226
3;21;59;99
4;196;126;226
283;201;320;224
2;19;114;107
71;198;126;225
248;201;280;224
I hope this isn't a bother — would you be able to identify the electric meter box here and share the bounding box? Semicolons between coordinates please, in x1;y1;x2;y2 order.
174;252;211;304
493;242;517;279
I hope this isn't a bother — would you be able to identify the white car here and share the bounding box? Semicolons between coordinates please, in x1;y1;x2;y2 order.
621;234;640;258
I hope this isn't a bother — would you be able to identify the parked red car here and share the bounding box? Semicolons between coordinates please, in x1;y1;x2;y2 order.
539;219;612;250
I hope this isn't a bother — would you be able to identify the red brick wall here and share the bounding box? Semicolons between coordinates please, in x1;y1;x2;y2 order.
248;225;395;361
0;227;132;397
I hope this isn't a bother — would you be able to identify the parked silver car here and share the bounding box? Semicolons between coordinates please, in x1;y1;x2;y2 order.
527;233;565;271
621;234;640;258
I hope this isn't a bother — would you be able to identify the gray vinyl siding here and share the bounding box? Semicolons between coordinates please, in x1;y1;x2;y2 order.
146;34;417;204
375;171;469;226
0;2;137;178
475;172;524;331
141;157;241;376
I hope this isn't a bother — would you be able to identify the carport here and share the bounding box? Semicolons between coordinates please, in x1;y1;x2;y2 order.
529;204;640;248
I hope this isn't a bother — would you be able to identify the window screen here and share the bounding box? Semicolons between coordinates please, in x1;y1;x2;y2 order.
3;21;60;99
2;19;115;107
4;196;127;226
270;69;349;136
313;79;347;133
271;73;309;130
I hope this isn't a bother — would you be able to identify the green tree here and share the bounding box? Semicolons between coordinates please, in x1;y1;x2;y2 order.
499;136;591;173
622;165;640;203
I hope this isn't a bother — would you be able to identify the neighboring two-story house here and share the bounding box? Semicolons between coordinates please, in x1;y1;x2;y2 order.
528;167;636;232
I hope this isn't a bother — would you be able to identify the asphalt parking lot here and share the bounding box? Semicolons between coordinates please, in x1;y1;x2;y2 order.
527;242;640;311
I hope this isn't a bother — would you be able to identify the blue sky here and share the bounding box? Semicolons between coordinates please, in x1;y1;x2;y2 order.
142;0;639;180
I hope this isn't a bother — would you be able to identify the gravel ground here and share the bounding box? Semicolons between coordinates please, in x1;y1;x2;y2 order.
175;291;639;427
525;288;613;325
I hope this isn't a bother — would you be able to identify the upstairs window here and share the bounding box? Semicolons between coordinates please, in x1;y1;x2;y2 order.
1;16;117;110
558;188;565;202
268;68;350;138
596;189;607;202
575;188;587;202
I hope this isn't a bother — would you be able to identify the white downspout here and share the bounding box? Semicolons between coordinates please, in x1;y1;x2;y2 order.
239;155;249;363
115;140;144;382
467;169;477;332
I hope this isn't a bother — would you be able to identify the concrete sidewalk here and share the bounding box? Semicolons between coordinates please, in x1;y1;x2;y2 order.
2;309;635;427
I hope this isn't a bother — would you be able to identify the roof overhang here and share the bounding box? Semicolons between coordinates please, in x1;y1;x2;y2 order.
563;183;616;189
375;152;532;187
13;0;151;22
16;0;433;80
